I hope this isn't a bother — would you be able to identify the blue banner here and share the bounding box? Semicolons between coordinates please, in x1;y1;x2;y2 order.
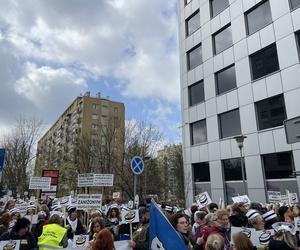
0;148;5;171
149;201;187;250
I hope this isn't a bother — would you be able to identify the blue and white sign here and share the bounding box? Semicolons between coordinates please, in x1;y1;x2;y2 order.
130;156;144;175
0;148;5;171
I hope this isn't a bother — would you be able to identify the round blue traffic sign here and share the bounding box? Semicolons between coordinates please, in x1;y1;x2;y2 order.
131;156;144;175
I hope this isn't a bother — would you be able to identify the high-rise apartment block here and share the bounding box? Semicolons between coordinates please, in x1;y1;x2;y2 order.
35;92;125;180
179;0;300;205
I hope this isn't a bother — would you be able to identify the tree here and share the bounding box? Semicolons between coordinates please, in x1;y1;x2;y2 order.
1;117;42;196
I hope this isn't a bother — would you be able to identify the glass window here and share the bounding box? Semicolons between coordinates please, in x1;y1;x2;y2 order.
219;109;241;139
296;32;300;57
213;25;233;54
189;81;205;106
187;44;202;70
186;11;200;37
216;65;236;95
114;107;118;113
246;1;272;35
210;0;229;17
250;44;279;80
193;162;210;182
256;94;286;130
262;152;294;179
290;0;300;10
191;119;207;145
223;158;246;181
91;114;98;120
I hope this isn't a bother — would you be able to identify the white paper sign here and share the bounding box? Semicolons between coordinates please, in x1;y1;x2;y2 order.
267;191;281;203
25;214;38;224
0;240;20;250
77;195;102;210
93;174;114;187
113;192;121;199
232;195;251;205
29;177;51;190
78;173;94;187
72;235;89;248
120;209;139;224
15;203;29;216
289;193;299;204
195;192;212;209
294;217;300;231
281;195;289;204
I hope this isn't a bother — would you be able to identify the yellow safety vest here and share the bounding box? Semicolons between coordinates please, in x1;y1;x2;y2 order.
38;223;67;250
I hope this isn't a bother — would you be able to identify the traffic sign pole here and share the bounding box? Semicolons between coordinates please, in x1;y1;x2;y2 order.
134;175;137;201
131;156;144;201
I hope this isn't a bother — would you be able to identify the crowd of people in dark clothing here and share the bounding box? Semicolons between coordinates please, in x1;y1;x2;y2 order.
0;196;300;250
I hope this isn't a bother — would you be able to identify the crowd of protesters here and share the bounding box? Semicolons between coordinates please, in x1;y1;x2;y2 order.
0;195;300;249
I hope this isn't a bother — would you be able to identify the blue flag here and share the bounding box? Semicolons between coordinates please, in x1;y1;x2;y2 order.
0;149;5;171
149;201;187;250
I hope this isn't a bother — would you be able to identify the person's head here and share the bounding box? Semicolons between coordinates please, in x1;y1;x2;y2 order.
205;213;215;227
9;208;21;221
139;207;150;225
250;202;263;214
90;209;102;220
213;209;230;229
271;230;297;249
91;217;104;235
190;204;198;214
170;213;189;235
12;218;30;236
108;207;119;219
231;203;248;216
208;203;218;213
0;212;10;229
27;204;36;215
263;210;278;230
4;200;15;211
205;234;224;250
247;211;264;230
194;211;207;226
232;232;254;250
48;214;63;226
67;206;77;221
92;229;114;250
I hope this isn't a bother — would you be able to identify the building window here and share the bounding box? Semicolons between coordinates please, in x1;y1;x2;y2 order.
185;0;192;5
255;94;286;130
250;44;279;80
114;117;120;128
193;162;210;182
114;107;118;113
213;25;233;55
91;114;98;120
191;119;207;145
189;81;205;106
186;10;200;37
262;152;294;179
92;104;99;109
219;109;241;139
296;32;300;58
187;44;202;70
222;158;246;181
290;0;300;10
210;0;229;17
216;64;236;95
245;1;272;35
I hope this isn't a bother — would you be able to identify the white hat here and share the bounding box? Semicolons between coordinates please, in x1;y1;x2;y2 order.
246;209;259;220
262;210;277;221
27;204;36;210
9;220;16;229
67;205;76;213
9;208;20;215
272;222;296;235
52;204;62;211
165;206;173;213
50;211;64;218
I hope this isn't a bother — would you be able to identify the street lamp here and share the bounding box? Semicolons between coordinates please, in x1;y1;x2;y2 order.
233;135;247;195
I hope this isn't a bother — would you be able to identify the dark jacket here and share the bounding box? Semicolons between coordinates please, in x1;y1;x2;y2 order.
0;230;38;250
133;223;149;250
66;219;85;239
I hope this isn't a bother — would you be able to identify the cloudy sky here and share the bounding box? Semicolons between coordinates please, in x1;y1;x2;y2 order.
0;0;181;143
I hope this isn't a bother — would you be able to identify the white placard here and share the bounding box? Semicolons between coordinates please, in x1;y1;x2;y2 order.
232;195;251;205
120;209;139;224
42;185;57;192
294;217;300;231
0;240;20;250
113;192;121;199
25;214;38;224
29;177;51;190
230;227;255;242
93;174;114;187
77;195;102;210
195;192;212;209
267;191;281;203
289;193;299;204
15;203;29;216
281;195;289;204
72;235;89;248
78;173;94;187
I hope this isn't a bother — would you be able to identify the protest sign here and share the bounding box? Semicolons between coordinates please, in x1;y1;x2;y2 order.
294;217;300;231
267;191;281;203
72;235;89;248
77;195;102;210
120;209;139;224
78;173;94;187
195;192;212;209
15;202;29;216
93;174;114;187
288;193;299;204
113;192;121;199
29;177;51;190
232;195;251;205
0;240;20;250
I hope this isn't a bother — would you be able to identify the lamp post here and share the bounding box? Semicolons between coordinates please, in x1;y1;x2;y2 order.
233;135;247;195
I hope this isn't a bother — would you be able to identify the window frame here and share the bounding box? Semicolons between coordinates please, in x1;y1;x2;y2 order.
193;162;211;182
187;43;202;71
245;0;272;36
218;109;241;139
210;0;230;18
289;0;300;11
249;43;280;80
185;10;200;37
222;157;246;181
188;80;205;106
212;24;233;55
190;119;207;145
295;31;300;60
215;64;237;95
185;0;192;6
255;94;287;131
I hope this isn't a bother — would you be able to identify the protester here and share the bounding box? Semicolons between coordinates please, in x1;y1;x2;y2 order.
92;228;115;250
246;209;265;230
38;214;68;249
105;204;120;239
66;205;85;239
232;232;255;250
205;234;224;250
4;200;15;211
0;217;38;250
192;211;207;236
229;202;248;227
89;217;104;241
0;211;10;236
269;229;297;250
